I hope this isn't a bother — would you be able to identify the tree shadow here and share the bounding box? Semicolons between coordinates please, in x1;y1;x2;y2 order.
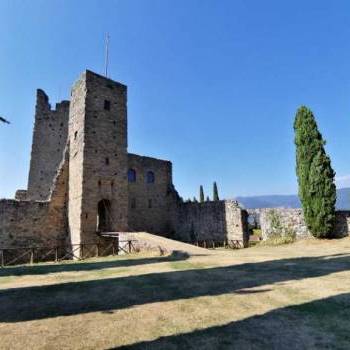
115;292;350;349
0;253;350;323
0;251;190;277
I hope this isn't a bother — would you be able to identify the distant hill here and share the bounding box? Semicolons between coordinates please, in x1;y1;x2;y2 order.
236;187;350;210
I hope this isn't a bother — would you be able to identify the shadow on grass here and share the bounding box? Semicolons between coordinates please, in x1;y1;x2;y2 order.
115;292;350;349
0;253;349;323
0;251;190;277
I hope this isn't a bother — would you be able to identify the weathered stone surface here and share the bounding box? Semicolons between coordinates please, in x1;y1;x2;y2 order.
1;70;249;253
14;190;27;201
27;89;69;200
252;208;350;240
127;153;176;234
174;200;249;246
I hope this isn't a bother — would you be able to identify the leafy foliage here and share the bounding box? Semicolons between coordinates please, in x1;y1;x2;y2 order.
199;185;204;203
294;106;336;238
213;182;219;201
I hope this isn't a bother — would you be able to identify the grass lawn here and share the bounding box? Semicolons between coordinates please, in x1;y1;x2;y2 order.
1;238;350;349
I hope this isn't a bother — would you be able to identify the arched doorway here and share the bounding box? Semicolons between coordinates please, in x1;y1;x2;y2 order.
97;199;112;232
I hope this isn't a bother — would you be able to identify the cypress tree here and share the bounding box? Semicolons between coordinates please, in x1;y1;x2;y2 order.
199;185;204;203
213;182;219;201
206;196;210;202
294;106;336;238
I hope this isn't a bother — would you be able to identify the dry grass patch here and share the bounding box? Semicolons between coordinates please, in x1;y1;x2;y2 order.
1;238;350;349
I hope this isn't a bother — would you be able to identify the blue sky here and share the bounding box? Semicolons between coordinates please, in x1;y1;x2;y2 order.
1;0;350;200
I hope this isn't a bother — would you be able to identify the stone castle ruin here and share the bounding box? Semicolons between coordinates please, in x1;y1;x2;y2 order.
0;70;248;255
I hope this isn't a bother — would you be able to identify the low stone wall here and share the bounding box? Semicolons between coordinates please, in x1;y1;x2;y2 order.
0;199;67;248
254;208;350;240
333;211;350;237
174;200;249;246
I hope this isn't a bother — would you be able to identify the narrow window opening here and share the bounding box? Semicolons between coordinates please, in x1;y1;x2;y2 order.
74;131;78;140
148;199;152;208
131;198;136;209
128;169;136;183
146;171;155;184
104;100;111;111
105;157;109;165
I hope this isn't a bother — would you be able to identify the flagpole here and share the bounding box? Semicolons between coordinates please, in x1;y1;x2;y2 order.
105;33;110;78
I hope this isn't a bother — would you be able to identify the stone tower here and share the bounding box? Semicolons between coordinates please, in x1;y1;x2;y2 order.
68;70;129;251
27;90;69;200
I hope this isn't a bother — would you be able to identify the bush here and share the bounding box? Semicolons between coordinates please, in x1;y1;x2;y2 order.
262;210;296;246
261;230;296;246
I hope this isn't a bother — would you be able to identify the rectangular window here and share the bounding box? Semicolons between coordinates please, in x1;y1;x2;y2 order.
131;198;136;209
148;199;152;208
104;100;111;111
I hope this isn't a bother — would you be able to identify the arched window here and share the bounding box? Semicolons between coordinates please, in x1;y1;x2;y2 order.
146;171;155;184
128;168;136;183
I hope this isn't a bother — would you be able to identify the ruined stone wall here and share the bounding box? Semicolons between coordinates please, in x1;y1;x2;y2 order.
68;71;129;250
256;208;350;239
174;200;248;245
127;154;176;233
0;154;69;248
27;89;69;200
14;190;28;201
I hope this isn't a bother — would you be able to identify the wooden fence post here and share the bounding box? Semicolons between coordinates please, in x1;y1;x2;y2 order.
55;247;58;262
0;250;4;268
128;240;131;253
30;248;34;265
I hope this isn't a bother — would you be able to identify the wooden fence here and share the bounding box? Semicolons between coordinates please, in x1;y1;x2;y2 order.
0;239;137;267
193;239;244;249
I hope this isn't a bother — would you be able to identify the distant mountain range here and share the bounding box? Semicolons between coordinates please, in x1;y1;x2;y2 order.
236;187;350;210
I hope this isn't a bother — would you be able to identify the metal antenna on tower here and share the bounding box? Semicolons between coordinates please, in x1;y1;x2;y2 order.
105;33;110;78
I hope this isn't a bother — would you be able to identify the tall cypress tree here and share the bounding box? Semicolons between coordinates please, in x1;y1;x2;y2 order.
213;182;219;201
199;185;205;203
294;106;336;238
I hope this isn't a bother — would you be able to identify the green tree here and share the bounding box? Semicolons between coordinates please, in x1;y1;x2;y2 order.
206;196;210;202
294;106;336;238
193;196;198;203
213;182;219;201
199;185;204;203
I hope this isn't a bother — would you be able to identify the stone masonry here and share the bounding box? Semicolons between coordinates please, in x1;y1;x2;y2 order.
250;208;350;240
26;90;69;201
0;70;248;253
